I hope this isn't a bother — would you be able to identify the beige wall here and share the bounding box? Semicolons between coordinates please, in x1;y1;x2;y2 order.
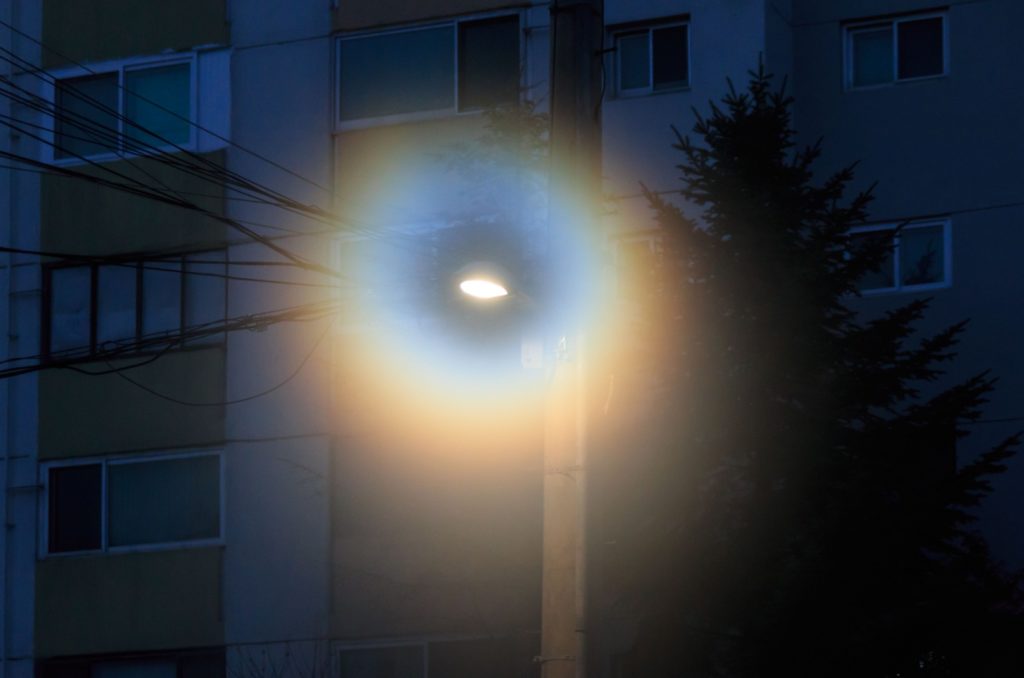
42;0;228;68
333;0;524;31
42;152;227;257
39;347;226;459
36;547;223;657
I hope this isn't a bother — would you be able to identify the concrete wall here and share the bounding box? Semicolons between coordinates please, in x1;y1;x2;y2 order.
602;0;768;232
790;0;1024;565
220;0;336;649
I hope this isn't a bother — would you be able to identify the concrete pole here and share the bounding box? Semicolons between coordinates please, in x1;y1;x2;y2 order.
541;3;603;678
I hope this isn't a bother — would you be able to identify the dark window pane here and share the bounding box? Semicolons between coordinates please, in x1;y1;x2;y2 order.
55;74;119;158
898;17;944;79
652;25;688;89
185;251;226;345
851;27;893;87
50;266;92;355
142;260;182;336
338;27;454;120
852;230;896;291
338;646;425;678
124;63;191;148
458;16;520;111
48;464;101;553
97;265;137;347
900;224;945;286
108;455;220;547
618;32;650;90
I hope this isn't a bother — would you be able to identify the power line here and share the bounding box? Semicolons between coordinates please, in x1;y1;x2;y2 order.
0;142;338;278
0;21;334;195
0;49;348;237
0;298;341;378
108;317;335;406
0;244;347;288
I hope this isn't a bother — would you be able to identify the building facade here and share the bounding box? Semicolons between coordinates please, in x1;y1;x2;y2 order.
0;0;1020;677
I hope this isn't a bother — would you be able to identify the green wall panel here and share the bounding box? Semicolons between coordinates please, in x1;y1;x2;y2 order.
36;547;223;657
39;347;226;459
42;0;228;68
334;0;521;31
41;151;227;257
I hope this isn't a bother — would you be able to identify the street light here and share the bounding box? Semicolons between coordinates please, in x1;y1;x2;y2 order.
459;271;588;678
459;278;509;300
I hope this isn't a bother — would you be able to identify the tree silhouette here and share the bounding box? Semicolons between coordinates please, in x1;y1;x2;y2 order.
596;66;1023;678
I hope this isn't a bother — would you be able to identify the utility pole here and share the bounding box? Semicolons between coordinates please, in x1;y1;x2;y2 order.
541;3;603;678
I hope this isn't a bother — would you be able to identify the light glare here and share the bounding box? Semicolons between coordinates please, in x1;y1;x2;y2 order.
460;279;509;299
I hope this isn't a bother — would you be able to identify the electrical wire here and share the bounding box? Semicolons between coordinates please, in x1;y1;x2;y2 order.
107;317;335;406
0;44;329;213
0;17;335;196
0;50;349;239
0;244;348;288
0;298;341;377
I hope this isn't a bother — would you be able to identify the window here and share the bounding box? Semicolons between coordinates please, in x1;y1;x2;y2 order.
851;219;951;293
44;452;222;555
846;13;946;88
44;250;227;359
54;59;193;159
615;21;689;95
336;14;520;124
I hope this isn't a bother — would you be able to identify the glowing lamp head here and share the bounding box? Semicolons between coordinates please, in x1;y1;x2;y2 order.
459;278;509;300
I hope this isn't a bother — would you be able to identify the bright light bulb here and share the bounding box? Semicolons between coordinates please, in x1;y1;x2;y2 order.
459;279;509;299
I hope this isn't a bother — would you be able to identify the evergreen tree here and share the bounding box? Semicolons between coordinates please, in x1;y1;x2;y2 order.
600;67;1023;677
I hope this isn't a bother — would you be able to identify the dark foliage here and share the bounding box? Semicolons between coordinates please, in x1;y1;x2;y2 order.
599;67;1023;678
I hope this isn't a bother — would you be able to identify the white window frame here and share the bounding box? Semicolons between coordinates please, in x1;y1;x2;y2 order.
39;449;225;558
613;20;690;98
851;218;952;295
44;52;199;165
844;11;949;90
333;10;524;131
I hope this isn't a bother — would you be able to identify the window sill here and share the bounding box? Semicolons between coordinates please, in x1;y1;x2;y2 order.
50;143;197;168
41;540;224;560
334;105;491;133
613;84;691;101
857;280;951;296
845;72;947;92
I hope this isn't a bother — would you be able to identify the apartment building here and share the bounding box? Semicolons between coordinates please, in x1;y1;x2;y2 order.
0;1;1020;677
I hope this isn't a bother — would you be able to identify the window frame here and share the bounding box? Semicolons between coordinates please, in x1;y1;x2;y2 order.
851;218;952;295
333;10;524;131
45;52;199;165
612;18;690;98
844;11;949;90
39;449;225;558
41;249;228;361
